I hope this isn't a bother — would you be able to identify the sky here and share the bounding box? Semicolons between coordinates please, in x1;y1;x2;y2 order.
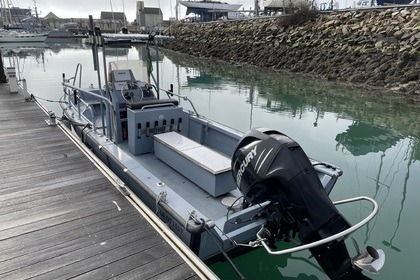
13;0;257;22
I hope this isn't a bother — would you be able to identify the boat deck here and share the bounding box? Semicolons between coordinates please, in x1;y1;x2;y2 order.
119;143;241;222
0;83;216;279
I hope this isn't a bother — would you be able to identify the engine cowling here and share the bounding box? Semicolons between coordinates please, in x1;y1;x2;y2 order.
231;128;372;280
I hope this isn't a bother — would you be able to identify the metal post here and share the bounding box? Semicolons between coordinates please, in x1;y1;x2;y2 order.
155;41;160;95
22;78;31;101
6;67;18;93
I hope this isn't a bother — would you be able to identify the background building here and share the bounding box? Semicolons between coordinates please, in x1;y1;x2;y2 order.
3;2;169;35
136;1;163;31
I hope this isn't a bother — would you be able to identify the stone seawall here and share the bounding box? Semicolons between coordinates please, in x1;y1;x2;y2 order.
164;6;420;101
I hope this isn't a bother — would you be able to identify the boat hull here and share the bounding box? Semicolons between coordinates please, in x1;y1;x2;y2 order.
61;102;266;260
263;0;308;9
378;0;413;4
180;0;242;10
0;33;48;43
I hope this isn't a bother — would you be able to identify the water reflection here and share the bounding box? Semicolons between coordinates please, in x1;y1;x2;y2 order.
104;47;130;57
185;72;224;90
160;48;419;279
335;122;402;156
0;42;49;55
369;136;416;254
162;49;419;140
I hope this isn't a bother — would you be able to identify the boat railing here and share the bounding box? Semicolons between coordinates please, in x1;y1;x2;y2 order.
62;82;117;142
75;96;96;129
255;196;379;256
157;86;200;117
63;63;82;88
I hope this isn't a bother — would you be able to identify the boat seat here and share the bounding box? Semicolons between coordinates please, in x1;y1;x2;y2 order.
154;132;236;197
127;99;179;110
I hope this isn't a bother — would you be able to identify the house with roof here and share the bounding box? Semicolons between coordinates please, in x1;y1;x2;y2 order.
100;11;127;32
136;1;163;31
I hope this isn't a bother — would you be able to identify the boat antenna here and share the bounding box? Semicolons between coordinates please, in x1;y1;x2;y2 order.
88;16;102;89
88;15;109;94
146;32;160;99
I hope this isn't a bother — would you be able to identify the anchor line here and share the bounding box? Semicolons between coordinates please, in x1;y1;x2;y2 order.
203;225;246;280
31;94;66;103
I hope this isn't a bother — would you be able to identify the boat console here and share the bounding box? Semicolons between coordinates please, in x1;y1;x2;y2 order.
127;104;188;155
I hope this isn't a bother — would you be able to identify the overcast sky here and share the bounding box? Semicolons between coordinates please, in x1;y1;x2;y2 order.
15;1;355;22
14;0;257;22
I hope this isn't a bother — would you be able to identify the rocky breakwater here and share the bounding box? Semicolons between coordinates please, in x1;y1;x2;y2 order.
165;6;420;101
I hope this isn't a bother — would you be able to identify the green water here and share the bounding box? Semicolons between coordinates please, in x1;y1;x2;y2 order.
4;42;419;280
160;50;419;279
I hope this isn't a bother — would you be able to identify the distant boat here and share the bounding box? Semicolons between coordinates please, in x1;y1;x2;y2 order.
351;0;413;8
0;30;48;43
179;0;242;11
263;0;310;10
376;0;414;4
46;29;75;39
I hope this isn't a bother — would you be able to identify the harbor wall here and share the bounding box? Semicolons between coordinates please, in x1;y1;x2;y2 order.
164;6;420;101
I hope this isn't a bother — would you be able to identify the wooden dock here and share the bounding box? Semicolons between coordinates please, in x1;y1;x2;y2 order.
0;83;218;279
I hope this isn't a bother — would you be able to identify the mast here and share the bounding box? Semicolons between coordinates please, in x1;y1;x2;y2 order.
175;0;179;21
110;0;116;33
122;0;126;28
4;0;12;26
254;0;259;16
34;0;38;20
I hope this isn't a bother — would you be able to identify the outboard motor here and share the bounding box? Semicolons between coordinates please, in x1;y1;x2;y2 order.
232;128;383;279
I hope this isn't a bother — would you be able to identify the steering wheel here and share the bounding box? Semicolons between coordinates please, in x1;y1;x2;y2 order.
121;82;143;103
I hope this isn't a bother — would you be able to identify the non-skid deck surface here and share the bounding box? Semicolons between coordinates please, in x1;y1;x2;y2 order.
0;84;202;279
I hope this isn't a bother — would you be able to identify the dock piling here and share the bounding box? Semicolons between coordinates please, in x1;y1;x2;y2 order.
22;78;31;101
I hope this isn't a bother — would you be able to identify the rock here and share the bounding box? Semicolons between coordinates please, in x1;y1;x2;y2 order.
165;6;420;100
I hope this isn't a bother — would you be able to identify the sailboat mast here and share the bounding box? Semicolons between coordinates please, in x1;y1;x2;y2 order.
122;0;126;28
175;0;179;21
33;0;39;19
110;0;116;32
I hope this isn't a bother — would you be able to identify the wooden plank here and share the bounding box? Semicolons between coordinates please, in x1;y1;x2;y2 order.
0;210;140;261
0;85;206;280
0;160;102;187
31;236;167;280
0;181;113;216
70;245;183;280
1;230;163;279
113;253;200;280
1;183;119;227
0;180;109;213
0;187;129;239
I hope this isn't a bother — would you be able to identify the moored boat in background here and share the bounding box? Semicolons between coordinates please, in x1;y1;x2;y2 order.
0;30;48;43
180;0;243;21
180;0;242;10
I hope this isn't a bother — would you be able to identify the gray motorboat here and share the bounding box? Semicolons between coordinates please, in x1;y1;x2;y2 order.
59;26;385;279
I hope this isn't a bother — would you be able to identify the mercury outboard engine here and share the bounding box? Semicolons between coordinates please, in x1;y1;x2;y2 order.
232;128;382;279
